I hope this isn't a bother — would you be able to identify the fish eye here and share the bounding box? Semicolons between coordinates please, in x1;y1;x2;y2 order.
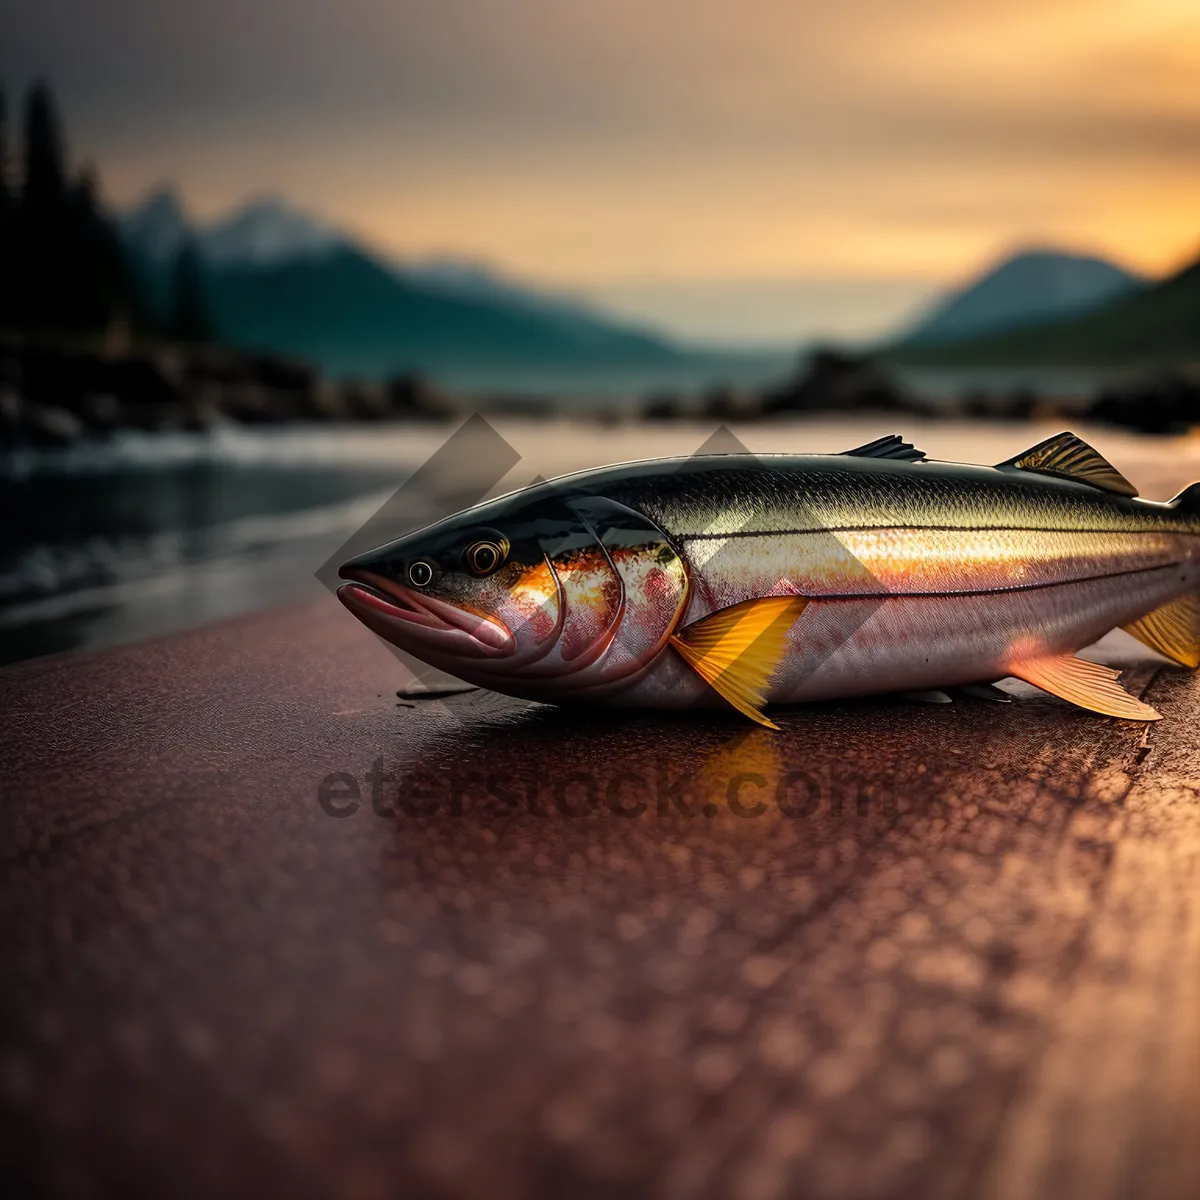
407;560;435;588
464;539;505;577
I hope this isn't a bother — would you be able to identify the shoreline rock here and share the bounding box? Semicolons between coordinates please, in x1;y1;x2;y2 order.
0;336;455;447
2;336;1197;448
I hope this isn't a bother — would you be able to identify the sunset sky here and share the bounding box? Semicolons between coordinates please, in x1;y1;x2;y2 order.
4;0;1199;342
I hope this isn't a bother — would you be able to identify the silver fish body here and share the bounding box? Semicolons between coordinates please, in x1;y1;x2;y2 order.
595;454;1200;706
338;436;1200;723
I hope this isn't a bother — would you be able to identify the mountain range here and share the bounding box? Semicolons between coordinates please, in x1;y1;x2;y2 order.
119;188;1199;382
118;189;697;387
889;246;1200;367
896;250;1144;349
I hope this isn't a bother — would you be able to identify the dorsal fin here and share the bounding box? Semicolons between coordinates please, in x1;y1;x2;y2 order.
842;435;925;462
998;432;1137;497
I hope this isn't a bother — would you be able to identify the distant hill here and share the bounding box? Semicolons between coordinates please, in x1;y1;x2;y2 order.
205;244;685;378
119;189;191;264
888;253;1200;368
403;255;609;322
201;196;344;267
894;249;1143;351
120;189;353;268
118;189;689;381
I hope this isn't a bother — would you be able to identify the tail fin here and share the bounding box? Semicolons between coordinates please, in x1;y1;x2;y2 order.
1169;482;1200;514
1133;483;1200;667
1123;595;1200;668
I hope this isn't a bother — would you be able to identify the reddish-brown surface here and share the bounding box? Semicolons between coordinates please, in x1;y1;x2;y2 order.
2;597;1199;1199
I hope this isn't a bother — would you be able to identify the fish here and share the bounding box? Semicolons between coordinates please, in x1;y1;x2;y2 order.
337;431;1200;729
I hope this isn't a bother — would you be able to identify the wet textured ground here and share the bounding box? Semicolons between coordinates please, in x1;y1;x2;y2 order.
3;588;1199;1199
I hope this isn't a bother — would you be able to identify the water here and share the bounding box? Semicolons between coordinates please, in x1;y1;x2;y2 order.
4;416;1196;667
0;428;423;664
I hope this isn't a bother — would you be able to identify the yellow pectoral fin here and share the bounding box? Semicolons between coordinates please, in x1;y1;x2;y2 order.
1122;594;1200;668
670;596;808;730
1006;653;1160;721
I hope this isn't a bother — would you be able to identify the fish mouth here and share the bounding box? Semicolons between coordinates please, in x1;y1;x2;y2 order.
337;568;513;657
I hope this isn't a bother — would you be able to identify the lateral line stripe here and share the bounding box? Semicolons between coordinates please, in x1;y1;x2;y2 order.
680;524;1195;540
793;562;1183;601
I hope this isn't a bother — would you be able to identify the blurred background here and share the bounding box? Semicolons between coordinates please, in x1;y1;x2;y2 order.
2;0;1199;664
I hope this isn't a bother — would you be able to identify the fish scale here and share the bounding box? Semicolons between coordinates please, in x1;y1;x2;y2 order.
616;459;1195;536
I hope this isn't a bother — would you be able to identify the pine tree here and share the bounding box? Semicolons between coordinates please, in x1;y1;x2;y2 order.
18;81;72;330
9;82;148;337
0;80;160;339
166;235;213;343
0;82;12;329
69;166;134;332
0;82;10;213
22;81;67;214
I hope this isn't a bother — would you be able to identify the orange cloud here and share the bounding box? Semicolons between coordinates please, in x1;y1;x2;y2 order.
20;0;1198;293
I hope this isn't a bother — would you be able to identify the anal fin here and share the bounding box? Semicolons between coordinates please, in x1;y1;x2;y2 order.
1006;653;1160;721
1122;594;1200;668
671;596;808;729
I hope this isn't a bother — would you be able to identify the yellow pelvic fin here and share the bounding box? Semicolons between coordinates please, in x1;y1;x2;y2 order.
1122;594;1200;668
1005;653;1160;721
1000;431;1138;497
670;596;808;730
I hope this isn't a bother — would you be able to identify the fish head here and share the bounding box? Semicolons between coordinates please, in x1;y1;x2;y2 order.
337;487;688;693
